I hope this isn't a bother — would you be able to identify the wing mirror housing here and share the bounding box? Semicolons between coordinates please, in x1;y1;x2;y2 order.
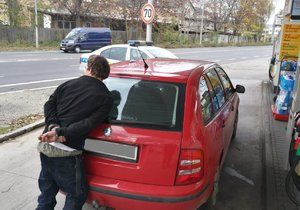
235;85;245;93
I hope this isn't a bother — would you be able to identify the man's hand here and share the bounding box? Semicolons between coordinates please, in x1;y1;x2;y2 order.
38;130;66;143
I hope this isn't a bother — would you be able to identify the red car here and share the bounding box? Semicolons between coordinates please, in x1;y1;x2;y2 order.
83;58;245;210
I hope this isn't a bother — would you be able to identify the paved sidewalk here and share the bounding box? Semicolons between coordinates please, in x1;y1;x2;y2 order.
263;81;299;210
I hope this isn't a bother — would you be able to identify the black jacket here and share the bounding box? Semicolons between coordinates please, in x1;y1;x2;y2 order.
44;75;113;150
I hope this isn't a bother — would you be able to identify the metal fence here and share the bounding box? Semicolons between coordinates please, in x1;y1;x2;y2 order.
0;27;257;44
0;27;136;43
0;27;70;43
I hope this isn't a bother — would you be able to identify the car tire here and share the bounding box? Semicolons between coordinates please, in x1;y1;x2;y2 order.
75;46;81;53
232;110;239;140
198;167;220;210
63;50;68;53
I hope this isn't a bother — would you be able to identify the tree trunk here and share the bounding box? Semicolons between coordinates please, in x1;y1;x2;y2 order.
76;15;81;27
6;0;20;26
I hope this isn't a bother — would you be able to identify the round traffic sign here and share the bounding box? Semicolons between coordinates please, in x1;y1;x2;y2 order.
141;3;155;24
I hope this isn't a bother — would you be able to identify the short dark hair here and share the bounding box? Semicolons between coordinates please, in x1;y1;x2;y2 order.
87;55;110;79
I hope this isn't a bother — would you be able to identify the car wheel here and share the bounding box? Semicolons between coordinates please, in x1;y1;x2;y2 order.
232;110;239;140
63;50;68;53
75;46;81;53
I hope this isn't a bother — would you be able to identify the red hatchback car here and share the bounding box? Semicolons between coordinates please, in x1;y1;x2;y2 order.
83;59;245;210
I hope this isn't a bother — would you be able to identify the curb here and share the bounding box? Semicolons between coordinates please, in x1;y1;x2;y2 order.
0;119;45;143
262;81;277;210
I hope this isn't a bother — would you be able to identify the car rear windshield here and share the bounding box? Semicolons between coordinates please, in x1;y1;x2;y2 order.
145;48;177;59
104;77;185;131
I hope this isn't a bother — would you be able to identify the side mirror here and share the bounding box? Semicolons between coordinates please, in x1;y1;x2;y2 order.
235;85;245;93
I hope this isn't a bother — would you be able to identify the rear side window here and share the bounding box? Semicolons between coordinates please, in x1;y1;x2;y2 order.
199;77;214;124
206;69;225;109
100;49;110;58
215;67;234;100
109;47;127;61
130;48;150;60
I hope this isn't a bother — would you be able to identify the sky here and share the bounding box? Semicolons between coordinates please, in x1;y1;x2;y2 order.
268;0;286;24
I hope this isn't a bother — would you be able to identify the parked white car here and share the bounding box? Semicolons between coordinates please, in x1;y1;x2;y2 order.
79;41;178;72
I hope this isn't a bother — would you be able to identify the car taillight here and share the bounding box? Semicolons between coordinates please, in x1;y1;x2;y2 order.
175;149;204;185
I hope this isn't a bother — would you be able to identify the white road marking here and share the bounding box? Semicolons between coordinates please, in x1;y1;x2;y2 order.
228;58;236;61
242;57;247;59
224;167;254;186
174;50;233;55
254;56;259;58
0;85;58;95
0;57;78;63
0;77;76;88
0;75;4;78
173;47;271;55
212;60;221;62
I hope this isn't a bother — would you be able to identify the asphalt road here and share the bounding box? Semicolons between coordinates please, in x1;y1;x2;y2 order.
0;46;272;93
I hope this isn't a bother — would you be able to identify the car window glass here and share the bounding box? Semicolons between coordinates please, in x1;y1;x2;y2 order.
109;47;127;61
79;33;87;41
199;77;214;123
141;51;150;59
206;69;225;109
130;49;141;60
100;49;110;58
145;48;177;58
215;67;234;100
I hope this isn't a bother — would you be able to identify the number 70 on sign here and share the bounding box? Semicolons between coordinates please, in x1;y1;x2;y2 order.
141;3;156;24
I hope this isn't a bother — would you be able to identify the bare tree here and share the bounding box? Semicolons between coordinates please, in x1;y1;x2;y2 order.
50;0;101;27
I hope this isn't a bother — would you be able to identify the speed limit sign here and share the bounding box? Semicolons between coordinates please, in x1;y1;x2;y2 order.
141;3;155;24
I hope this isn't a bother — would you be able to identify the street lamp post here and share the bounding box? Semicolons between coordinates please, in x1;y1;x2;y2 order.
199;0;205;45
146;0;153;42
34;0;39;48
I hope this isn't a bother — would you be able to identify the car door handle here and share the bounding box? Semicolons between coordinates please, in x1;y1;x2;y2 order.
231;105;234;111
222;120;225;128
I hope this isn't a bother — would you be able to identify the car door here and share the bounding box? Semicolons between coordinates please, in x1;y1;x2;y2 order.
206;68;229;166
78;33;88;50
198;75;224;177
215;66;236;142
108;47;127;62
100;47;127;63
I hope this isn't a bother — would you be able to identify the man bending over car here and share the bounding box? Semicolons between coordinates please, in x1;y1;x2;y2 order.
36;55;113;210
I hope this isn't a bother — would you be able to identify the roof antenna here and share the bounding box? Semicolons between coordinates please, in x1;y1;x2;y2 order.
128;40;150;73
136;45;149;73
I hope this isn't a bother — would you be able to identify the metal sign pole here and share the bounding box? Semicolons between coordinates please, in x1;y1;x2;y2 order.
199;0;205;45
34;0;39;48
146;0;153;42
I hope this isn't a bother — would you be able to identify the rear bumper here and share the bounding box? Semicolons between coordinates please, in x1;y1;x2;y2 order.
87;176;211;210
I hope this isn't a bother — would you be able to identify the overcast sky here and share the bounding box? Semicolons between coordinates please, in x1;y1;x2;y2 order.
268;0;286;24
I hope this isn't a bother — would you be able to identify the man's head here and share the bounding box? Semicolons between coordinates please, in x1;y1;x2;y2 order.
85;55;110;80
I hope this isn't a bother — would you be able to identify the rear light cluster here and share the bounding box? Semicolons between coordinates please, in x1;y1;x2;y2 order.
175;149;204;185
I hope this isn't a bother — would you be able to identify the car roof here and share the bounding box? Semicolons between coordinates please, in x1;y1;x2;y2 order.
97;44;163;49
110;58;215;83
